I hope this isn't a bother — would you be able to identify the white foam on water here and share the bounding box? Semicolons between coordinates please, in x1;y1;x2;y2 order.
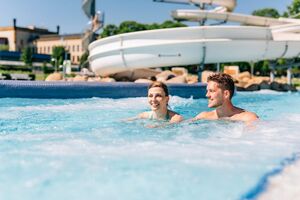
9;104;86;113
0;112;19;120
0;132;71;142
282;113;300;122
7;98;147;113
169;96;195;107
258;159;300;200
254;90;286;95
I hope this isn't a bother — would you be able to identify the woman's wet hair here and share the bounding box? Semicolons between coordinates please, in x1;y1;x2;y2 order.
148;81;169;96
207;73;235;99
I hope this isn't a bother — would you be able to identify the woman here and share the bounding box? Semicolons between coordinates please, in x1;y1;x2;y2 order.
138;81;183;123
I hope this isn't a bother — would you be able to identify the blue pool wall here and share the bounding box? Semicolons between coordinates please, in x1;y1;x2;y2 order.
0;81;207;99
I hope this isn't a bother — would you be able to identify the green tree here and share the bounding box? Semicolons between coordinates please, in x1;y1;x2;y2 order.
159;20;187;28
21;47;33;67
252;8;280;18
145;23;160;30
100;24;119;38
52;46;66;71
118;21;147;34
80;51;89;68
254;60;270;76
286;0;300;18
100;20;187;38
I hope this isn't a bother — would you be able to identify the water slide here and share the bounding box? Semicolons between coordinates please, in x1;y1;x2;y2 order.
153;0;236;11
172;10;300;27
88;1;300;76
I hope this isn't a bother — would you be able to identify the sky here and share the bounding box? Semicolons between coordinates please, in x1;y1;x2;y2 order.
0;0;294;34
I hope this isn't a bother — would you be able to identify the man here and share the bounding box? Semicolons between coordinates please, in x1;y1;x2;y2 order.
193;73;259;122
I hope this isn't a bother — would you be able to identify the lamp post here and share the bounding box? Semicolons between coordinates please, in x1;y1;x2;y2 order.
60;36;68;79
51;58;57;72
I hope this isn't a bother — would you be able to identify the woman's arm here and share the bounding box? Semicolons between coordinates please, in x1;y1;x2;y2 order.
124;112;149;122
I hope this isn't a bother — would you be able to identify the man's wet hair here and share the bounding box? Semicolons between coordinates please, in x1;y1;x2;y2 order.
207;73;235;99
148;81;169;96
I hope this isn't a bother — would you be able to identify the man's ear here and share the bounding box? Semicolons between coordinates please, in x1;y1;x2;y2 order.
223;90;230;99
166;96;170;103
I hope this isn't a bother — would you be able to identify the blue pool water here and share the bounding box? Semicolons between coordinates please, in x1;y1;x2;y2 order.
0;91;300;200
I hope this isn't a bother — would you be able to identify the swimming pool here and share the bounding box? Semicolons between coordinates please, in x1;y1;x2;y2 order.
0;91;299;200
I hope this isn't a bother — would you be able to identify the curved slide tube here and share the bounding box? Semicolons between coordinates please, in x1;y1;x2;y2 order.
172;10;300;27
154;0;236;11
89;26;300;76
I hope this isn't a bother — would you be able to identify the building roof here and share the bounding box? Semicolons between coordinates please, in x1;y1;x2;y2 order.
0;26;56;34
37;33;84;41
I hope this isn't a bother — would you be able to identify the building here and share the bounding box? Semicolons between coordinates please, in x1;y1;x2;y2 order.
35;34;85;64
0;19;90;65
0;19;57;52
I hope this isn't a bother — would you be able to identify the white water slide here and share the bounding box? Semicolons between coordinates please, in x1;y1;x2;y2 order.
88;0;300;76
153;0;236;11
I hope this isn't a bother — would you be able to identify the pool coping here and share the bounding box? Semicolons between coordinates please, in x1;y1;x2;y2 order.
0;80;207;99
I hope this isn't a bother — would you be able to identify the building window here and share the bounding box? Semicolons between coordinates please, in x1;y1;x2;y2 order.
72;45;75;52
77;45;79;52
0;37;9;45
44;47;46;53
72;56;75;62
77;56;80;62
48;46;50;53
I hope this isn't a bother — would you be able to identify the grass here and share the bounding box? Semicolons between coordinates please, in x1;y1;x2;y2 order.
0;69;30;74
293;78;300;87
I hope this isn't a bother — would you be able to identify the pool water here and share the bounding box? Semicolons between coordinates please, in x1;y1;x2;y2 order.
0;91;300;200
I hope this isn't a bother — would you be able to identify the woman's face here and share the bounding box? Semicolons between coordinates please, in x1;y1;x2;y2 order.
148;87;169;111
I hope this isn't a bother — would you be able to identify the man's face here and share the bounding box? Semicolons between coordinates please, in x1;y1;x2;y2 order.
206;81;225;108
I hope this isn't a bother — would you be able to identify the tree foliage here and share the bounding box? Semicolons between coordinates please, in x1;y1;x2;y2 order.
159;20;186;28
252;8;280;18
21;47;33;67
100;24;119;38
51;46;66;68
100;20;187;38
118;21;147;34
286;0;300;18
80;51;89;68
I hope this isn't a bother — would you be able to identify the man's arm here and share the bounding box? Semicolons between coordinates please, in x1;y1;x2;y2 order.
192;111;212;121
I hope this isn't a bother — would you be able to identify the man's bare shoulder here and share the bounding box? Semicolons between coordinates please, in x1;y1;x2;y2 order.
194;110;216;120
232;111;259;122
